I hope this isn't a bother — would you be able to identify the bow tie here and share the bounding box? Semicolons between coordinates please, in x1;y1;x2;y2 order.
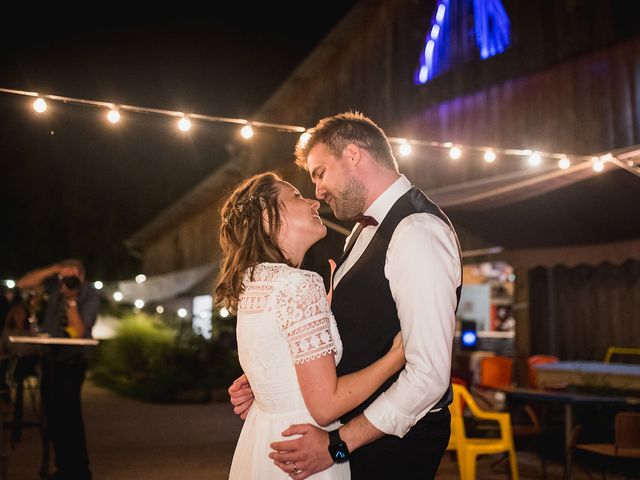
354;215;379;227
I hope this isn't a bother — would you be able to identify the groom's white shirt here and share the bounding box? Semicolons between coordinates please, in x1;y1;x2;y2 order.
334;175;461;437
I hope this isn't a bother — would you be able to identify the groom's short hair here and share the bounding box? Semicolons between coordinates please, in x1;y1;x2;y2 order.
295;111;398;172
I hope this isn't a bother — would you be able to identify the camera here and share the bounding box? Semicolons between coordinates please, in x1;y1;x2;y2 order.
61;275;82;290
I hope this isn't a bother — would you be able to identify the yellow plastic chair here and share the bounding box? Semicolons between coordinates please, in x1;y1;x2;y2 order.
447;383;519;480
603;346;640;363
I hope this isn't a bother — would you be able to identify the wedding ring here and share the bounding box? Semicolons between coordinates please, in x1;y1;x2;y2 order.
292;462;302;474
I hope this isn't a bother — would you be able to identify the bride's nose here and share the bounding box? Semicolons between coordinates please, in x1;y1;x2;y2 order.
308;199;320;211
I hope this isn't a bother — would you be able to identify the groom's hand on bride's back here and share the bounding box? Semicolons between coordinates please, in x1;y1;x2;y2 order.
228;373;254;419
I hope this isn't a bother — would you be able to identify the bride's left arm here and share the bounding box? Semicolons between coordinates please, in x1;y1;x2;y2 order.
294;331;404;427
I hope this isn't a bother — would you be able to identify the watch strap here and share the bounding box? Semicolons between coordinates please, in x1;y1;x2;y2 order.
329;428;342;445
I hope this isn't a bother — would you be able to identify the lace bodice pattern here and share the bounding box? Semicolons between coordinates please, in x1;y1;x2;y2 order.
236;262;342;414
229;263;349;480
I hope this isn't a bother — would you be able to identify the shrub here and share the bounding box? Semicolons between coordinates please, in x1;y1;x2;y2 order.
91;312;242;403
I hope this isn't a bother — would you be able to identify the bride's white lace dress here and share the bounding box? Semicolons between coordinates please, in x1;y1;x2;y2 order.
228;263;349;480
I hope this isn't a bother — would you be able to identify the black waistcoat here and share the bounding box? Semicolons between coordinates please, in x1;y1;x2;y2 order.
332;186;462;424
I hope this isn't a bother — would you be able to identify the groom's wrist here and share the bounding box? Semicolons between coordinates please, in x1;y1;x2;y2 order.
340;413;386;454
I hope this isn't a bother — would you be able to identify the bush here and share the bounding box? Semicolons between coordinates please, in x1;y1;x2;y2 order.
90;312;242;403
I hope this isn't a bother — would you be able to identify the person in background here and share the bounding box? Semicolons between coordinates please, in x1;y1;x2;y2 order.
1;302;40;444
0;285;21;335
18;259;99;480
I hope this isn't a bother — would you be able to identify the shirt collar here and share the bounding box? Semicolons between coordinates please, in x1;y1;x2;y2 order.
364;175;412;224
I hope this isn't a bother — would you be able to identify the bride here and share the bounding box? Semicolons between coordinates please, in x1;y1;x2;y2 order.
215;172;404;479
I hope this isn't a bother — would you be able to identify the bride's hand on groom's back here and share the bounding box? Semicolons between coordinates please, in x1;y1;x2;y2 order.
228;373;254;420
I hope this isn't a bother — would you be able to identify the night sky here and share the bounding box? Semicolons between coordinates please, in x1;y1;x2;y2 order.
0;4;358;281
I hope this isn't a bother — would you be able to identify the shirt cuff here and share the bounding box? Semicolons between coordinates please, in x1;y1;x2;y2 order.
363;392;416;438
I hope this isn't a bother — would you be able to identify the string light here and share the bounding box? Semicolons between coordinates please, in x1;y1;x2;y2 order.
156;305;164;314
240;124;254;139
135;274;147;284
107;109;121;124
178;116;191;132
299;131;311;146
177;308;188;318
527;152;542;166
113;291;123;302
593;159;605;172
220;307;230;318
6;280;15;288
1;87;631;175
93;281;104;290
483;150;496;163
398;140;412;157
33;97;47;113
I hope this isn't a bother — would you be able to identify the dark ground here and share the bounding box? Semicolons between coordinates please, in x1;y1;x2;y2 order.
3;381;628;480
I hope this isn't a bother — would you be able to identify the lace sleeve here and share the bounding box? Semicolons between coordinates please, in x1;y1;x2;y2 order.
275;271;336;365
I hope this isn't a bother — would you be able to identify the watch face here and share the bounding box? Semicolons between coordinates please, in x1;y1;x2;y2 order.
329;441;349;463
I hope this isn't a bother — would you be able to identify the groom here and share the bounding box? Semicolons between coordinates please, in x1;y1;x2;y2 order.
230;112;462;479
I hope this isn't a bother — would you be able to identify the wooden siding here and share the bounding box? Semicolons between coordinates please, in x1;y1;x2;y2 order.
132;0;640;273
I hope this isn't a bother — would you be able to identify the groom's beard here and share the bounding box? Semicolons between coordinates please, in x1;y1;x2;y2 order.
330;177;366;220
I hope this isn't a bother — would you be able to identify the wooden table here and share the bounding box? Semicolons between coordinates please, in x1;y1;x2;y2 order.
9;335;99;346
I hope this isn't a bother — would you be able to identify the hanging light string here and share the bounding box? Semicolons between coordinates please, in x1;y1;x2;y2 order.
0;87;306;132
2;87;639;312
3;85;633;171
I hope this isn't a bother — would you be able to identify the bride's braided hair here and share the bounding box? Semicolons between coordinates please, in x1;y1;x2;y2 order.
215;172;292;313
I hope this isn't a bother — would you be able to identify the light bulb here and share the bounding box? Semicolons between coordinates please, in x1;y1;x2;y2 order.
178;117;191;132
449;146;462;160
33;98;47;113
399;142;412;157
240;125;254;139
528;152;542;166
107;109;120;124
483;150;496;163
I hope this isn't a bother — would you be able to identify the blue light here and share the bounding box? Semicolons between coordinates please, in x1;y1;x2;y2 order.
414;0;510;85
436;4;447;23
418;66;429;83
462;331;477;347
431;24;440;40
474;0;510;60
425;40;435;59
414;0;449;84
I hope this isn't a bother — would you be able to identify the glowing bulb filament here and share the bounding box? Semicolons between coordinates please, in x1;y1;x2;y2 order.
178;117;191;132
240;125;254;139
33;98;47;113
107;109;121;124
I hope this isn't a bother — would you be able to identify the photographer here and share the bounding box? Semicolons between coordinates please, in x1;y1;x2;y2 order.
18;259;99;480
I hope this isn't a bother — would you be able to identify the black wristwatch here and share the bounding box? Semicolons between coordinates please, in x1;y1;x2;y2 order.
328;428;350;463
